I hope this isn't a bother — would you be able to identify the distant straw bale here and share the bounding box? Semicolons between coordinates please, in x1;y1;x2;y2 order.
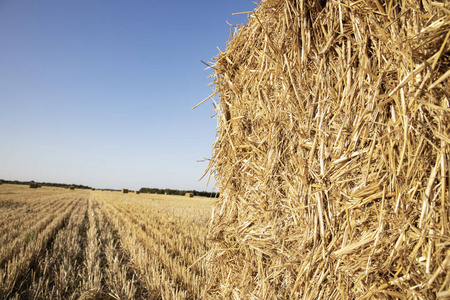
185;193;194;198
121;189;129;194
207;0;450;298
69;186;75;190
134;191;140;194
29;183;38;189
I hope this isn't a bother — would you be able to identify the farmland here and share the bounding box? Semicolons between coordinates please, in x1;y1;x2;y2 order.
0;184;214;299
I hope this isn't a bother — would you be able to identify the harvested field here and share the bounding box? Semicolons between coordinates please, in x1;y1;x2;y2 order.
0;184;213;299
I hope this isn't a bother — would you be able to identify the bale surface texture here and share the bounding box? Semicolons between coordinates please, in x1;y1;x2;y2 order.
207;0;450;298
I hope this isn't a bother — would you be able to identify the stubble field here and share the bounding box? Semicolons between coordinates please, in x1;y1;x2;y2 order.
0;184;214;299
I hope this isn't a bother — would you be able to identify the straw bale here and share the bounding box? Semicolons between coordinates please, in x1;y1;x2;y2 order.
186;192;194;197
206;0;450;298
134;190;140;194
29;183;38;189
69;186;75;190
121;189;129;194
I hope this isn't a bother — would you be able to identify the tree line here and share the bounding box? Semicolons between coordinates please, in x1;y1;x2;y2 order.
0;179;220;198
0;179;92;190
139;187;219;198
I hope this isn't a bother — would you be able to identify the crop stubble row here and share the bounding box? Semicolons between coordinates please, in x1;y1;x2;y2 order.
0;184;213;299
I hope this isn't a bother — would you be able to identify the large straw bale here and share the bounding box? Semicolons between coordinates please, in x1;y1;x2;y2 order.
206;0;450;298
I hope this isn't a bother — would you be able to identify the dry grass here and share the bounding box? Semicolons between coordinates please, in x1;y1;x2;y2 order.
0;184;214;299
206;0;450;298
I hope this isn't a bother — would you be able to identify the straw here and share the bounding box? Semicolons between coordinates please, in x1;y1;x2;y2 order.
205;0;450;298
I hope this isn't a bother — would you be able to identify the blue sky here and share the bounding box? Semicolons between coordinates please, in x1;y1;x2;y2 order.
0;0;256;191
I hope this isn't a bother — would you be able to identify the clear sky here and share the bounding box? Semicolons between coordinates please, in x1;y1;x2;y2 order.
0;0;256;191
